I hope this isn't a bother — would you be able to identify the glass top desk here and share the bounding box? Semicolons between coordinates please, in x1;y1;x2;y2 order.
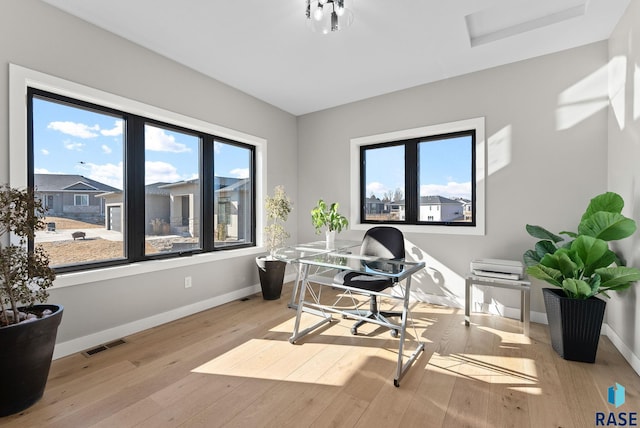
283;248;426;387
274;240;361;308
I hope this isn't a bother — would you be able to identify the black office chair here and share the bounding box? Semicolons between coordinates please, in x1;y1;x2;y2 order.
335;226;405;336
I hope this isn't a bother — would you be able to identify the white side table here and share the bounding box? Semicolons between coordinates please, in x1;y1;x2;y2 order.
465;274;531;337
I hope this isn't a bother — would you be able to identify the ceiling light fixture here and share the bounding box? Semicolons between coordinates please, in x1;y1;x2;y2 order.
305;0;354;34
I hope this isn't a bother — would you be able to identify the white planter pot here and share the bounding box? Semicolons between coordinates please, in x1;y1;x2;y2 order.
325;230;336;248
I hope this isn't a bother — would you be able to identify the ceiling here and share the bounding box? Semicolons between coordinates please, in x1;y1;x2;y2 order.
41;0;630;116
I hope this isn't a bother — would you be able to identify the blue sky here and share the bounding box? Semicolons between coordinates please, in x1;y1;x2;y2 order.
33;97;250;189
365;135;472;200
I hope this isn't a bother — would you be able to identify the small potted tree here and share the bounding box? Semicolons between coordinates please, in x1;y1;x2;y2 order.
524;192;640;363
311;199;349;247
256;185;292;300
0;184;61;416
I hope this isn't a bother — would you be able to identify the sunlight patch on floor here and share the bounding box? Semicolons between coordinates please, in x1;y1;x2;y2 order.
192;339;347;386
428;352;538;389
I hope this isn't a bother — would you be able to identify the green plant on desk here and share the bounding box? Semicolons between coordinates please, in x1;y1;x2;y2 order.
311;199;348;234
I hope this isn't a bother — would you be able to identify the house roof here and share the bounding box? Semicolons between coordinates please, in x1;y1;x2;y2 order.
35;174;120;193
365;197;384;204
420;195;463;205
145;182;172;196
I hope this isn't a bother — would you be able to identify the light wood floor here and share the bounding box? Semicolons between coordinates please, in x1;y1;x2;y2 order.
2;282;639;428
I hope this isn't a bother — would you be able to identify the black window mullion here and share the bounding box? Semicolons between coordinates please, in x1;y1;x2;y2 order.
26;89;36;190
125;115;146;261
405;140;418;224
202;136;214;252
251;148;257;246
470;130;477;227
360;145;367;223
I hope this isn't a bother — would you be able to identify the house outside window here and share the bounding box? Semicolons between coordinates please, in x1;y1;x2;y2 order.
360;130;475;226
28;88;257;272
350;117;485;236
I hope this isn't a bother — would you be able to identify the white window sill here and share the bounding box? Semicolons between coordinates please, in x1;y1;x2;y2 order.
53;246;265;289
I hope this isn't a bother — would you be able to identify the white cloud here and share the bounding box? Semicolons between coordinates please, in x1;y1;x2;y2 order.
48;121;100;139
80;162;123;190
420;181;471;199
145;161;181;184
366;181;388;197
101;121;123;137
101;144;112;154
63;140;85;151
145;126;191;153
229;168;249;179
40;149;49;155
213;141;222;154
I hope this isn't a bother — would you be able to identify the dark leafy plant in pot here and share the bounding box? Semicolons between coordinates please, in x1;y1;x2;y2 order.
0;184;61;416
524;192;640;362
256;185;292;300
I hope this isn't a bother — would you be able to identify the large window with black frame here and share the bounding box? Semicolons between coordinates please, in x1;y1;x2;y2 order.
29;89;256;272
361;130;475;226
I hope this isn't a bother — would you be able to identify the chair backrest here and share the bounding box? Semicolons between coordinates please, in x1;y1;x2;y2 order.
360;226;405;260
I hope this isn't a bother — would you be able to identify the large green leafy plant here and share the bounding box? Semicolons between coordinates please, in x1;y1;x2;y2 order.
311;199;348;234
524;192;640;299
0;184;56;326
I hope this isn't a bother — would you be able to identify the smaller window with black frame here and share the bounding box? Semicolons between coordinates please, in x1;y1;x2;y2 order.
361;130;475;227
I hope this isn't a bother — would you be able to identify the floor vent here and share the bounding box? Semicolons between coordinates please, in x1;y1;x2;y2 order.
82;338;127;357
240;297;250;301
105;338;127;348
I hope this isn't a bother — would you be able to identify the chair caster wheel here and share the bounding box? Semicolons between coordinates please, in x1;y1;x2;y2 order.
394;379;400;387
390;329;398;338
351;327;358;335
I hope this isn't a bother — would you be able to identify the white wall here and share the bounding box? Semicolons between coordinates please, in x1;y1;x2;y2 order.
607;0;640;370
0;0;298;356
298;42;609;318
3;0;637;371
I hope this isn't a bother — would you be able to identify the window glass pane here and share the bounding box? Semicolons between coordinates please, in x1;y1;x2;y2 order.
363;145;405;221
32;96;125;267
144;124;201;255
74;194;89;206
214;141;253;248
418;135;473;223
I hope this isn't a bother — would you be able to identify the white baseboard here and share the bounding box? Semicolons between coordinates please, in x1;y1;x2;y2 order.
53;283;261;359
602;323;640;376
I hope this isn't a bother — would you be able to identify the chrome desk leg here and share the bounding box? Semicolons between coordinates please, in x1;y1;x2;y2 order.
394;276;424;387
464;277;471;327
522;288;530;337
288;262;303;309
289;264;331;344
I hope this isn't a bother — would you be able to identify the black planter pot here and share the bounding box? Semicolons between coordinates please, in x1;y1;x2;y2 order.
0;304;63;416
256;257;286;300
543;288;606;363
